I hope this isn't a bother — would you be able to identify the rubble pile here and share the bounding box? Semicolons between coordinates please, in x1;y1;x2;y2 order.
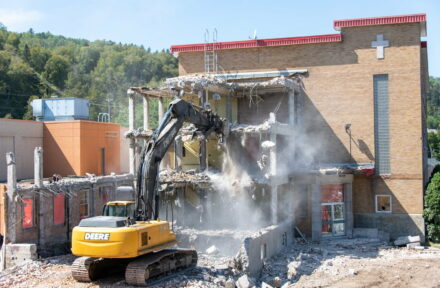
1;238;440;287
159;170;212;185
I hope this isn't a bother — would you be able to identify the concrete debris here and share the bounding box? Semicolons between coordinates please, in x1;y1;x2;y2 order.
165;74;302;97
159;170;211;185
236;274;255;288
261;141;275;150
206;245;219;255
225;278;235;288
348;268;358;275
287;261;300;279
5;244;38;268
262;282;274;288
2;238;440;287
406;243;426;250
124;128;153;139
230;121;271;134
394;235;422;246
272;276;282;287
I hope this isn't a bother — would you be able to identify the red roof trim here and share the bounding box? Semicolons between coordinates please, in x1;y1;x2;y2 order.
170;33;342;53
334;13;426;30
421;41;427;48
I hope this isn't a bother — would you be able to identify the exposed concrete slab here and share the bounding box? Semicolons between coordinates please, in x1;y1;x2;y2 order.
234;221;295;277
4;244;37;268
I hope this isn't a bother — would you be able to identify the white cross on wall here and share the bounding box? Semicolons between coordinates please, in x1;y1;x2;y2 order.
371;34;389;59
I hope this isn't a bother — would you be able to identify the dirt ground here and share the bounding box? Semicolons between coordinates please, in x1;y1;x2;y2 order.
1;238;440;288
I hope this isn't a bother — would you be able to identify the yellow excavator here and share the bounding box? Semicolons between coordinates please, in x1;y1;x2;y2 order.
71;98;224;286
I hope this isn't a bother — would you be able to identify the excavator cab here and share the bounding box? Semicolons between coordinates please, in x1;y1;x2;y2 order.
102;201;135;218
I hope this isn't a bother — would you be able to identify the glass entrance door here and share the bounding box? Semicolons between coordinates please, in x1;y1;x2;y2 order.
321;202;345;236
321;184;345;237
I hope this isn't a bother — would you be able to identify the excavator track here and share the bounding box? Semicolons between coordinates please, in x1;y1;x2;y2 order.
71;256;129;282
125;249;198;286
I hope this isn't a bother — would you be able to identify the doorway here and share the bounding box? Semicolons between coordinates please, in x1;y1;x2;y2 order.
321;184;345;237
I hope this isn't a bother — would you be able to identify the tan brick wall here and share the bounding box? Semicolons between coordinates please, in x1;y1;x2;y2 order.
177;23;425;214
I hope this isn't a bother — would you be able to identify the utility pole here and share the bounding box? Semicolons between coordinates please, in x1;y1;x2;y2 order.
106;97;112;122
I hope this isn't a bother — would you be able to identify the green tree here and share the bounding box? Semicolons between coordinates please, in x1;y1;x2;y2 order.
428;132;440;160
424;172;440;242
427;77;440;129
22;44;31;62
6;33;20;50
43;55;70;89
29;45;51;72
22;95;39;120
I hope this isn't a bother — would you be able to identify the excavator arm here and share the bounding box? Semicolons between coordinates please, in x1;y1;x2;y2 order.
135;98;224;221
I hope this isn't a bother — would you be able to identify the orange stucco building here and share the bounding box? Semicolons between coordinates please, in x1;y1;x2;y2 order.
43;121;121;177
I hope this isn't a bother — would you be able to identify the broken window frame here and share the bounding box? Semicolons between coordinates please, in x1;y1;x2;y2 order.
22;198;34;229
375;194;392;213
79;190;90;219
53;193;65;225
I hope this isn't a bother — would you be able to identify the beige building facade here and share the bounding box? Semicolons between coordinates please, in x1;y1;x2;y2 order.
0;119;43;182
170;14;429;240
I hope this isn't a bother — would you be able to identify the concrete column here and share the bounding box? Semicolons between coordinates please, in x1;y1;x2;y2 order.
271;185;278;225
6;152;16;195
288;183;296;222
288;90;295;126
226;94;232;122
177;188;185;226
269;133;277;176
344;183;354;238
158;97;164;123
128;90;136;175
174;136;183;172
129;139;136;175
128;91;136;131
199;137;207;171
142;95;150;131
6;152;16;244
269;132;278;224
311;181;322;242
34;147;43;188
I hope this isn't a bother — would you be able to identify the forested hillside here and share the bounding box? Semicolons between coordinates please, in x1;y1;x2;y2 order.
1;23;439;131
0;24;177;127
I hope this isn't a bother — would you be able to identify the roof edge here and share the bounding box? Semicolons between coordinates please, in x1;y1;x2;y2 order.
334;13;427;36
170;33;342;53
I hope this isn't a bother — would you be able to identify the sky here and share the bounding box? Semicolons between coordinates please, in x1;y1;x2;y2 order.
0;0;438;76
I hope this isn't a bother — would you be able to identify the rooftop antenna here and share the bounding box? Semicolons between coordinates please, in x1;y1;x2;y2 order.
204;29;218;74
249;29;257;40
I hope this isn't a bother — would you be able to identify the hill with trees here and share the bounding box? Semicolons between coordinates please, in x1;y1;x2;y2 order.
0;24;177;127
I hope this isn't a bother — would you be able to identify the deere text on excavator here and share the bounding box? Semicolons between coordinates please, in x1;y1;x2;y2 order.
70;98;224;286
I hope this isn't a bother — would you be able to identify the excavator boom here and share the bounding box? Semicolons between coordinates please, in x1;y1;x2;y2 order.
71;97;224;286
135;98;223;221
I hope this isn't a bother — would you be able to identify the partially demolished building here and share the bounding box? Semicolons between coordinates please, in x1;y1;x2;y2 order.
0;13;429;274
128;13;429;244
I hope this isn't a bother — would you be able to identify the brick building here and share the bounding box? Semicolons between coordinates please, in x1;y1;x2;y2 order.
153;13;428;241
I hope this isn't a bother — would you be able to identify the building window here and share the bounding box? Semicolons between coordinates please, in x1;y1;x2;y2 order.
79;190;89;219
376;195;392;213
22;198;34;228
53;193;65;225
374;74;390;174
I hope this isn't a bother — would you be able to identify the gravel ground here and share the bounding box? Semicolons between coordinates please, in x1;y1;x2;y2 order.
1;238;439;288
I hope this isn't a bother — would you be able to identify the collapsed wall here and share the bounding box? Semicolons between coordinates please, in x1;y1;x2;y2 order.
1;158;133;261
